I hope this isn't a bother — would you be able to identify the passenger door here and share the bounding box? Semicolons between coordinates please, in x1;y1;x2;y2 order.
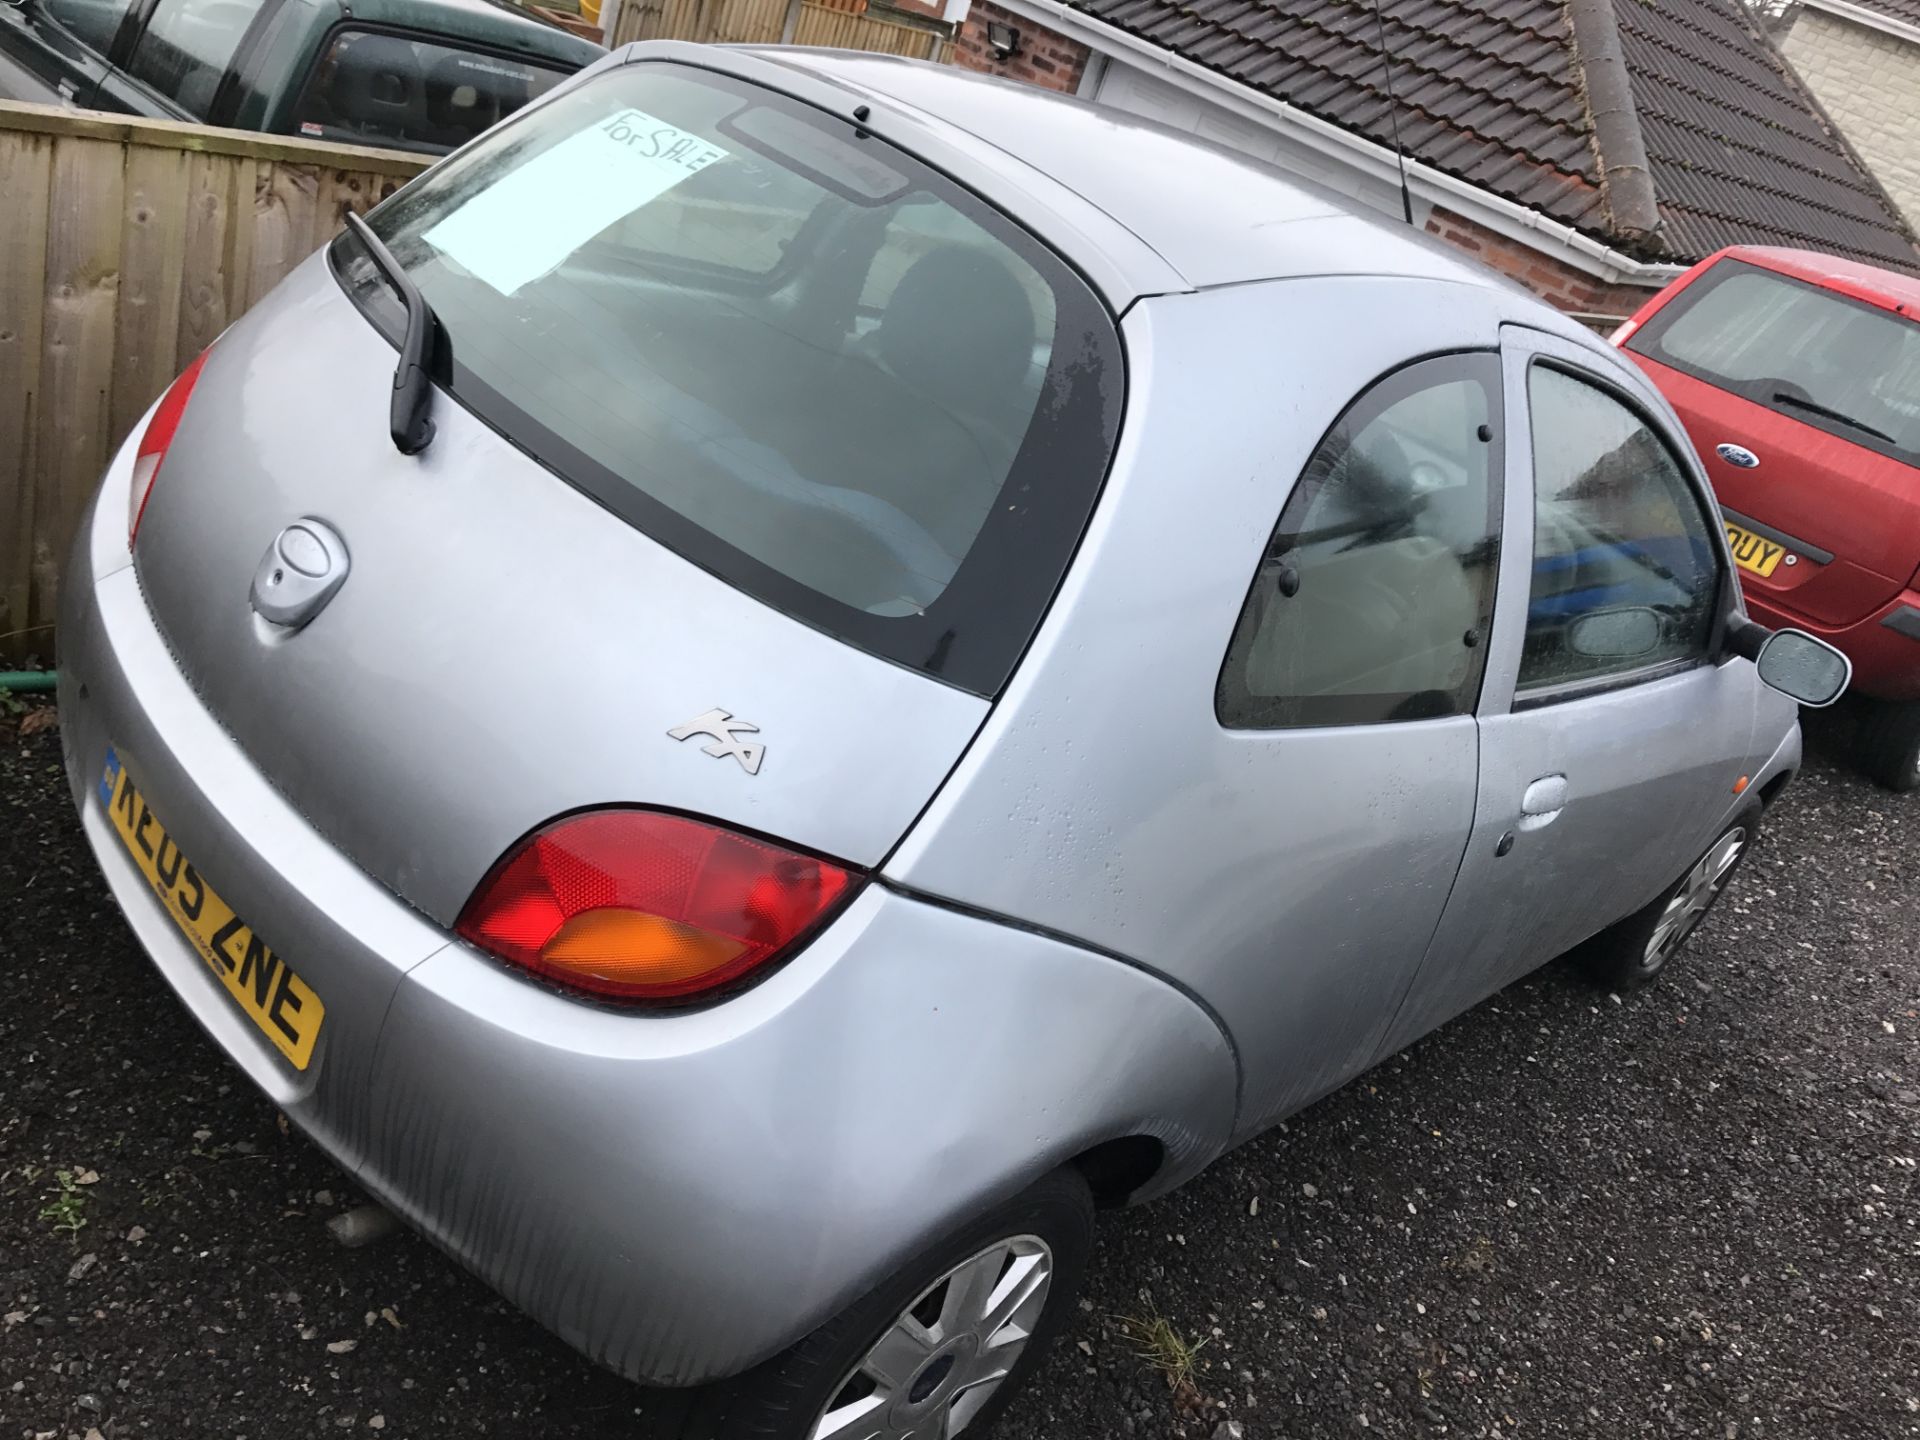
1379;326;1756;1054
0;0;134;107
1208;351;1506;1127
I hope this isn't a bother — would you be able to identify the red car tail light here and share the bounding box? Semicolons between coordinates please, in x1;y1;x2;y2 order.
455;810;859;1004
128;349;210;548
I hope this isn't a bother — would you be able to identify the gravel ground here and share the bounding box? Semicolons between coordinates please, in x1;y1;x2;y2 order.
3;702;1916;1439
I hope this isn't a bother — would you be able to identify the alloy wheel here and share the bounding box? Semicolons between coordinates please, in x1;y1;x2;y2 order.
810;1235;1055;1440
1641;826;1746;971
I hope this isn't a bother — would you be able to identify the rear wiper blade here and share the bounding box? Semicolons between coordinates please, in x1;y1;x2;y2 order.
345;212;444;455
1771;390;1896;444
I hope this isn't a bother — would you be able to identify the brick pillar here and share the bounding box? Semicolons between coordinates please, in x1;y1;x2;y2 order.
951;0;1091;92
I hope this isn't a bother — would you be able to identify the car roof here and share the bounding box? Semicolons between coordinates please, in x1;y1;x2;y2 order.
346;0;605;65
1719;246;1920;318
729;48;1514;298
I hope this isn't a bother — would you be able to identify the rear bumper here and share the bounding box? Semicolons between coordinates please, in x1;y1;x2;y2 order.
1742;586;1920;703
55;454;1236;1386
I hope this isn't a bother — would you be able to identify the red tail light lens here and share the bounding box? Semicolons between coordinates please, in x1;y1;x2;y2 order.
455;811;858;1004
128;349;210;548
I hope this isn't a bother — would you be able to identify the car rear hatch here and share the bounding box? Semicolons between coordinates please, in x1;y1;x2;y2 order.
129;57;1122;927
1622;257;1920;627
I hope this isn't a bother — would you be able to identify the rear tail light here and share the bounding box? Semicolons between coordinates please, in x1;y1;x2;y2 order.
128;349;211;548
455;810;859;1004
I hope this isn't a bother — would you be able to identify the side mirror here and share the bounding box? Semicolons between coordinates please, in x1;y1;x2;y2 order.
1568;606;1662;660
1755;627;1851;708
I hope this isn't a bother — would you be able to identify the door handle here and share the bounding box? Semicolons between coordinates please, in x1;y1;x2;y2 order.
1519;774;1568;829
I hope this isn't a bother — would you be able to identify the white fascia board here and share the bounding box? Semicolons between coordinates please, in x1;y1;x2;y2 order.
988;0;1685;288
1797;0;1920;46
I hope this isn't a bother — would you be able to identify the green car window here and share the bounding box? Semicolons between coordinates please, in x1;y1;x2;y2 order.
125;0;256;118
292;30;572;156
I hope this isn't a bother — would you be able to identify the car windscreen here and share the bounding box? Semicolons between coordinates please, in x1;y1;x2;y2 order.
330;62;1123;697
1625;258;1920;468
292;29;573;154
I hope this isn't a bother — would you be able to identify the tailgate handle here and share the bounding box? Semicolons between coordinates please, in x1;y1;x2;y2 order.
250;518;351;631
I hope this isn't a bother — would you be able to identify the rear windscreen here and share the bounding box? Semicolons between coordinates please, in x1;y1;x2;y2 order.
1625;259;1920;467
293;29;572;155
332;63;1122;695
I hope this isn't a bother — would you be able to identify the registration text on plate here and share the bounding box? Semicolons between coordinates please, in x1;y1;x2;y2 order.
100;750;324;1070
1725;522;1788;580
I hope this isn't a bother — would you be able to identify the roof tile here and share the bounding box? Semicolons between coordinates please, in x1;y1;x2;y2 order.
1066;0;1918;269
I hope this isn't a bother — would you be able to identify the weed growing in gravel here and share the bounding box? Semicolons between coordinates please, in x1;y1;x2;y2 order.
38;1170;89;1238
1113;1305;1208;1392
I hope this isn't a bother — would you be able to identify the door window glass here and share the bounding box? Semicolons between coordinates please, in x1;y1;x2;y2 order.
291;30;573;156
43;0;136;56
124;0;256;117
1218;354;1503;729
1519;366;1720;694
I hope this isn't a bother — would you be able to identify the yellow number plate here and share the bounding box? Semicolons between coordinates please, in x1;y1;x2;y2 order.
100;749;324;1070
1725;523;1787;579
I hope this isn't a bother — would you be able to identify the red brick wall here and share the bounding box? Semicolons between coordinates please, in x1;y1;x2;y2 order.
951;0;1090;92
1425;206;1660;319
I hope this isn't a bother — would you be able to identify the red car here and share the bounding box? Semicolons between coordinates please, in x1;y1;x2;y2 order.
1617;246;1920;791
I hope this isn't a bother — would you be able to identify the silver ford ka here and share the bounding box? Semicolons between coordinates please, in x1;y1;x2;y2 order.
57;41;1850;1440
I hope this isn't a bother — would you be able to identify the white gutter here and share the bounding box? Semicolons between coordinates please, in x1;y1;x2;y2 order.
1796;0;1920;47
989;0;1686;288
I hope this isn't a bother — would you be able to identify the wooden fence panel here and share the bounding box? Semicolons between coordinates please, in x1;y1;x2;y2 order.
611;0;948;55
712;0;788;42
0;102;427;661
611;0;707;44
792;4;949;58
109;144;191;449
34;137;124;647
0;127;52;659
176;151;245;360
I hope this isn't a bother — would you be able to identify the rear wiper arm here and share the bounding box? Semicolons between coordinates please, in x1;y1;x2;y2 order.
345;212;444;455
1771;390;1896;444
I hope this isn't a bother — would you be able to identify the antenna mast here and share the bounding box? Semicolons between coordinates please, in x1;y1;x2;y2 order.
1368;0;1416;226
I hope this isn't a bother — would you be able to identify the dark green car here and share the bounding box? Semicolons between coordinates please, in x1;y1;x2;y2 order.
0;0;603;154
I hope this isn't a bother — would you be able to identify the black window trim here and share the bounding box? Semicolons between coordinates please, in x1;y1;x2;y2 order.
1510;356;1733;713
330;59;1128;700
284;20;582;154
102;0;155;67
1215;347;1507;732
205;0;287;128
1624;256;1920;470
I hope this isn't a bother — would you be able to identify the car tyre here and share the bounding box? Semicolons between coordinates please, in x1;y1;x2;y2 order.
653;1166;1095;1440
1571;808;1760;992
1856;698;1920;793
